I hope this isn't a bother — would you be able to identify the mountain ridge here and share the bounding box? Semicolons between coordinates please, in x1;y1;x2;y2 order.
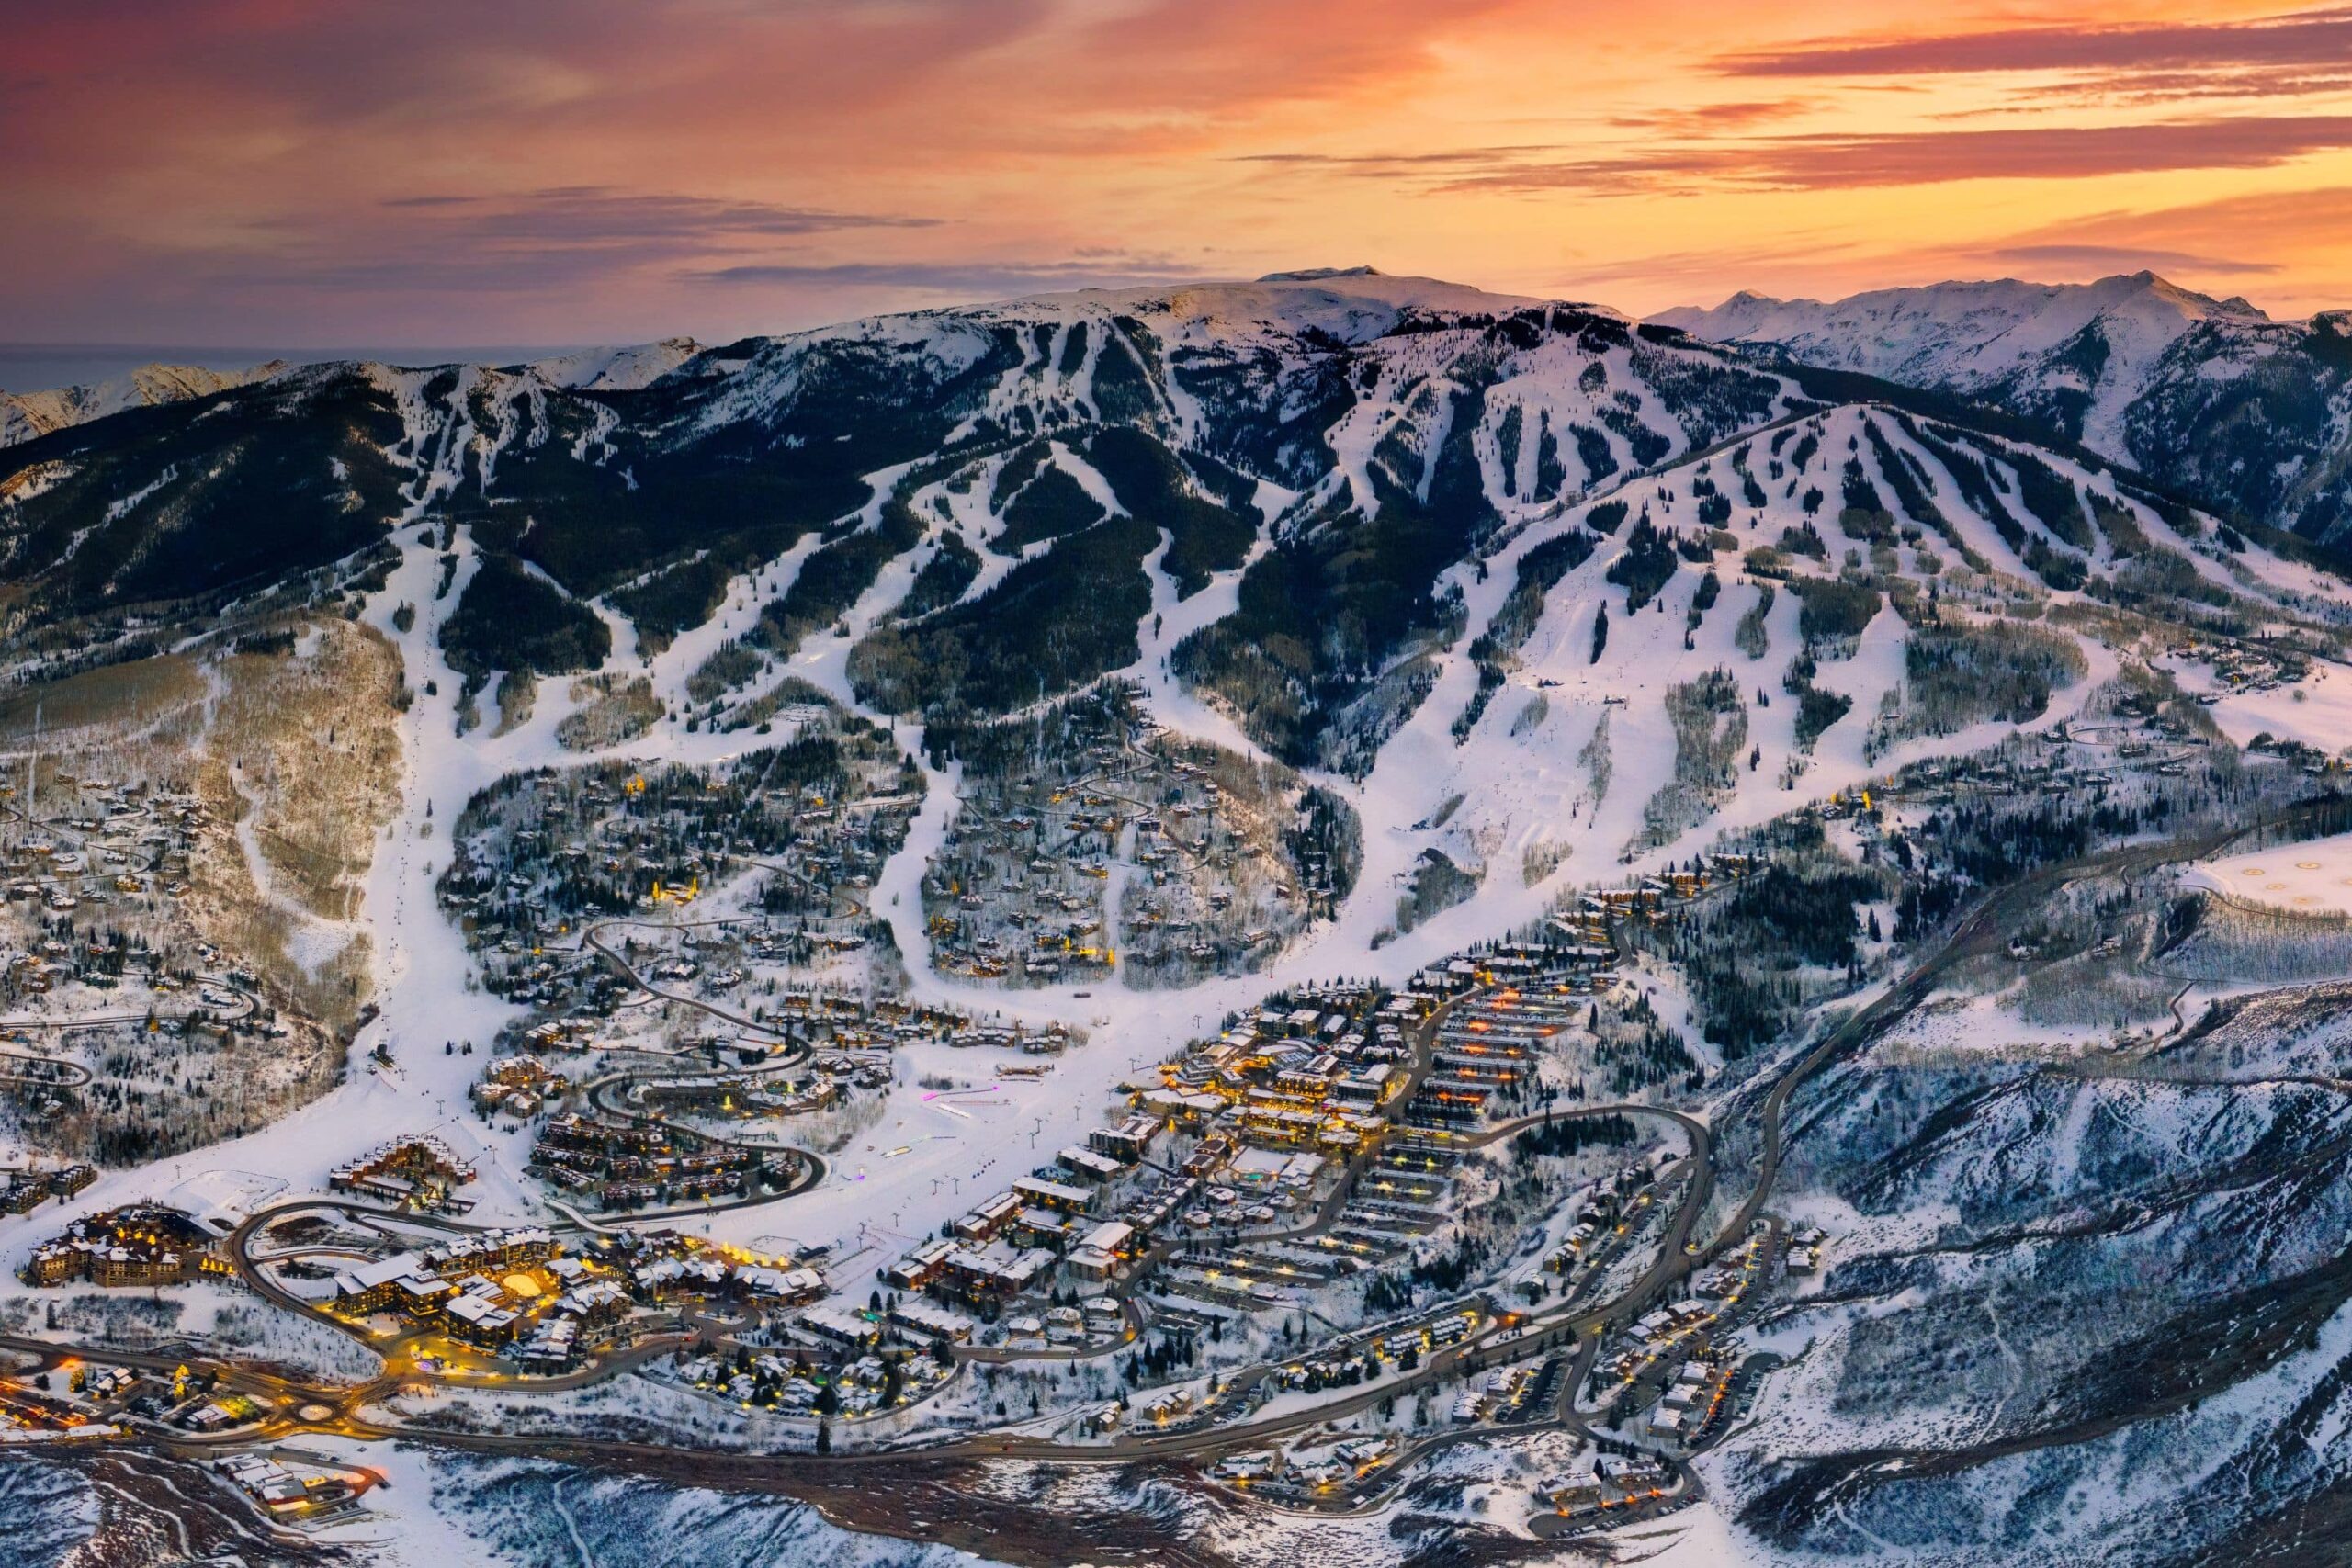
0;269;1580;455
1656;270;2352;542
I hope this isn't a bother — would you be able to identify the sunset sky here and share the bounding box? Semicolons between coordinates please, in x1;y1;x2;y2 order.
6;0;2352;351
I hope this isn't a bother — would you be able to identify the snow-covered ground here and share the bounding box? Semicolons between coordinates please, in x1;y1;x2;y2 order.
11;271;2352;1568
2166;658;2352;755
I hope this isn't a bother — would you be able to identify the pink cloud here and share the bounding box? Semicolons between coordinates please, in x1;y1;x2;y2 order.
1434;115;2352;192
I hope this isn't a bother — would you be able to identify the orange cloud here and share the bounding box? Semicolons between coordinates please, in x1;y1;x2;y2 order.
1719;6;2352;79
0;0;2346;347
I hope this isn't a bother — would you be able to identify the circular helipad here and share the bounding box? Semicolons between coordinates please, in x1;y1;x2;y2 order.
2188;834;2352;916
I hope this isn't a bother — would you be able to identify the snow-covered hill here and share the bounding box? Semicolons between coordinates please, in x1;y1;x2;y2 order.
0;272;1789;750
0;337;719;449
522;335;707;391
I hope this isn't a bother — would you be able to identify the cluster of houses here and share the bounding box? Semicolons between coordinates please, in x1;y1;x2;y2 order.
1590;1228;1780;1450
327;1134;478;1213
483;970;1056;1132
1608;1297;1724;1382
337;1228;600;1371
1645;1353;1739;1443
21;1204;228;1289
333;1226;560;1325
588;1230;825;1309
883;1116;1172;1313
471;1055;571;1118
1211;1432;1400;1492
1544;1151;1687;1280
1;1359;267;1443
0;1158;96;1215
922;698;1326;986
872;962;1658;1336
330;1224;836;1373
673;1333;954;1419
1535;858;1751;946
438;737;915;1012
0;776;201;921
1783;1224;1828;1278
210;1451;369;1520
1134;986;1421;1155
2;946;74;993
1125;954;1624;1167
1453;1362;1538;1423
1265;1309;1480;1402
603;987;1056;1059
519;1018;599;1053
2176;635;2308;695
996;1294;1127;1350
624;1066;844;1121
530;1111;780;1209
1535;1452;1672;1516
1406;969;1622;1131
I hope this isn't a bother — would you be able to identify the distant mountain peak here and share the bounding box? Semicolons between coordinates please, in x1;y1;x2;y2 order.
1664;270;2268;329
0;357;287;449
1651;268;2351;537
1257;265;1385;282
956;268;1547;349
1649;270;2293;460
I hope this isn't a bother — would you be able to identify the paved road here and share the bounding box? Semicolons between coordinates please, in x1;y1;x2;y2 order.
0;1044;93;1087
0;976;260;1038
581;918;810;1044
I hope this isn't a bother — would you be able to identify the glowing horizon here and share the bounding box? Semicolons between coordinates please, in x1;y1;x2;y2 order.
6;0;2350;350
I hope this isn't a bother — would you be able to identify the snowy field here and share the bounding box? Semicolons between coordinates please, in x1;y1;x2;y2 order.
2164;658;2352;756
2185;830;2352;916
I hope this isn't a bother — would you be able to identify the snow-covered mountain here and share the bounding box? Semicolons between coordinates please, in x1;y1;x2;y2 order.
5;262;2334;962
0;270;1790;769
0;357;288;447
10;267;2352;1568
1657;273;2352;544
7;264;2345;790
1654;272;2266;416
